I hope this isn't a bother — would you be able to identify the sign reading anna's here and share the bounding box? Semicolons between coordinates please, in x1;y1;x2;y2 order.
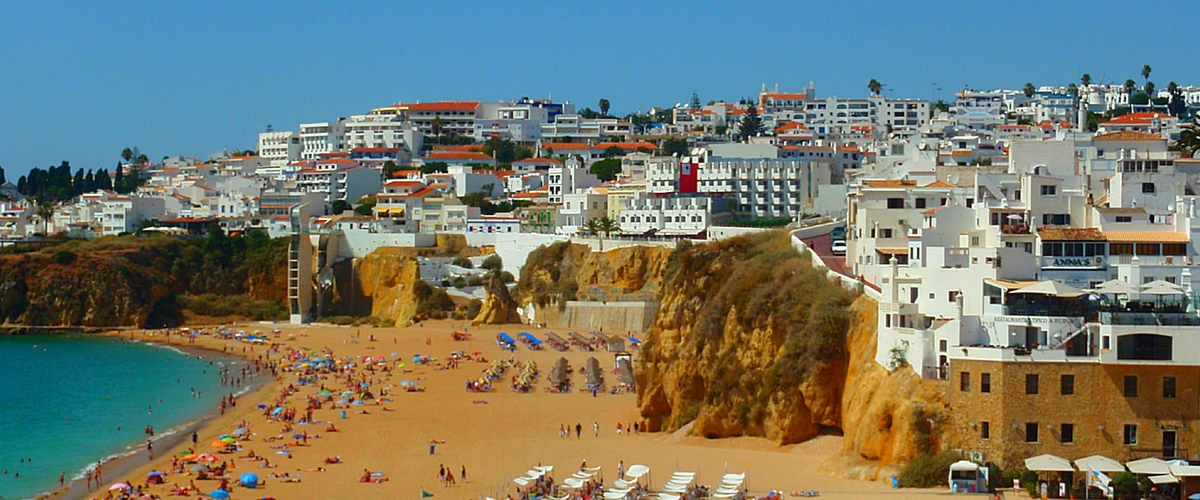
1042;256;1101;268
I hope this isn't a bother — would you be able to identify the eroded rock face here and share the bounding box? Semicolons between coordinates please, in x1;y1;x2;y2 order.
831;296;952;479
0;250;181;327
346;248;422;327
514;233;951;475
473;274;521;325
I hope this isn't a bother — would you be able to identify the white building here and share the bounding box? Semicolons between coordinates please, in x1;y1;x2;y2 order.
299;121;347;160
101;196;166;236
257;130;302;169
341;114;423;151
696;157;835;220
617;193;732;236
293;159;383;206
557;187;609;235
547;157;600;204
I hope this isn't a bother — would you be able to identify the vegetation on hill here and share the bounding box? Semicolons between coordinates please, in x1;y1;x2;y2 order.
0;229;288;327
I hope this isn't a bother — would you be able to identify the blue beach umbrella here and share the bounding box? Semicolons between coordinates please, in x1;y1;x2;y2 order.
147;471;163;477
210;490;230;499
256;403;267;409
272;406;284;415
240;473;259;488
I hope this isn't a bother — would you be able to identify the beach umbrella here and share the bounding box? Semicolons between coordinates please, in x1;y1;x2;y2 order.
211;440;230;447
221;436;237;443
293;433;305;439
272;406;284;415
232;428;249;436
240;473;259;488
180;454;198;461
147;471;163;477
218;435;232;440
110;483;130;490
197;454;218;462
190;465;207;472
210;489;230;499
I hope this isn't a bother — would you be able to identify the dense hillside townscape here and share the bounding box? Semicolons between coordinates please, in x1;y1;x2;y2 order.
4;69;1200;498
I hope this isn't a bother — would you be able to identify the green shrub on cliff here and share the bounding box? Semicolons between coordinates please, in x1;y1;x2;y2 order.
176;294;287;321
897;451;963;488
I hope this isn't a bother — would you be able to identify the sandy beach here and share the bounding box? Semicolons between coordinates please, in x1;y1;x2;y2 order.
65;320;975;500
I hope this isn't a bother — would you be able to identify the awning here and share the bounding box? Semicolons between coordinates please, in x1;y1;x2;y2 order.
1025;454;1074;472
1150;474;1179;484
389;207;405;215
985;278;1042;291
950;460;982;472
1011;280;1086;298
875;247;909;255
1074;455;1125;473
1127;458;1170;475
1169;464;1200;477
1091;280;1139;295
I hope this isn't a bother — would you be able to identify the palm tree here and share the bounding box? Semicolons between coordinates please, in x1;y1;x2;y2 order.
1168;81;1180;95
1173;125;1200;157
1144;81;1156;98
1142;65;1152;83
867;79;883;96
1067;83;1078;97
430;116;444;140
1124;79;1137;95
1080;74;1092;87
581;216;621;251
598;98;610;117
1023;83;1036;98
35;198;53;235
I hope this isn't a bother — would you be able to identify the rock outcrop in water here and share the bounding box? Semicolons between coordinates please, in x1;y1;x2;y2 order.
517;231;951;475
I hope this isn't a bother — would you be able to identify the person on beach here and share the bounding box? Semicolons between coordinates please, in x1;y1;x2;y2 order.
575;422;582;439
461;465;467;483
594;421;599;437
59;470;64;487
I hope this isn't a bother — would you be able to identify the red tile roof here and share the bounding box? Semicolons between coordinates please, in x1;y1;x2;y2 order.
1103;112;1174;125
541;143;592;151
1094;131;1163;141
514;157;562;165
762;93;807;100
427;152;493;160
775;122;810;133
596;141;658;151
318;158;359;165
445;144;485;152
404;101;480;112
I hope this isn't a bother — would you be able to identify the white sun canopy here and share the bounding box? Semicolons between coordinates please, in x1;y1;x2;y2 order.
1127;458;1170;475
1074;455;1125;473
1025;454;1074;472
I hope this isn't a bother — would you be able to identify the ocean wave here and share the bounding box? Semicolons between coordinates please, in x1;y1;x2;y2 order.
68;418;202;481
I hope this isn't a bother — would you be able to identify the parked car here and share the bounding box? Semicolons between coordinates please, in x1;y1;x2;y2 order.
831;240;847;255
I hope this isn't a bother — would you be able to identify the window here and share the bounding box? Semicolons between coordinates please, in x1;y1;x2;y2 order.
1061;424;1074;443
981;421;990;439
1124;424;1138;445
1026;422;1039;443
1041;185;1057;196
1143;183;1156;194
960;372;970;392
915;198;926;208
981;373;991;393
1042;213;1070;225
1124;376;1138;397
1061;374;1075;395
1026;374;1039;395
1164;377;1177;399
1116;216;1132;223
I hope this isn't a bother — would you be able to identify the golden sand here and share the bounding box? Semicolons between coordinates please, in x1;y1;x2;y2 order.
78;320;956;499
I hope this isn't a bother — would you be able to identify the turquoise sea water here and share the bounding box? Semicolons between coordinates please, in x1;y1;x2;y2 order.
0;334;236;500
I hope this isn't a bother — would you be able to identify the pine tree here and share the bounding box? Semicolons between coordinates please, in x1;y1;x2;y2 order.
84;169;95;192
737;105;764;142
114;164;125;194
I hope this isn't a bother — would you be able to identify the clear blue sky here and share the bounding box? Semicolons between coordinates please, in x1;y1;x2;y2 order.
0;0;1190;177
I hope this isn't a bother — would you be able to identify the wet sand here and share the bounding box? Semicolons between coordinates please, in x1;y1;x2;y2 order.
74;320;961;500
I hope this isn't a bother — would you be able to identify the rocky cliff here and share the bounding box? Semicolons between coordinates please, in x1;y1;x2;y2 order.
472;274;521;325
0;233;288;327
517;232;950;474
824;296;951;479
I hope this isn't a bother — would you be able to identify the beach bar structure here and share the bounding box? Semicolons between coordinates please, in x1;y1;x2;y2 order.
551;357;570;392
615;356;635;391
585;356;603;391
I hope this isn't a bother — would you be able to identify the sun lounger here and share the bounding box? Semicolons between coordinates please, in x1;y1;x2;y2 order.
712;493;736;499
602;491;630;499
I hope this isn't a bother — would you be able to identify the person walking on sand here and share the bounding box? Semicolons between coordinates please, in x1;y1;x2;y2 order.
559;424;565;439
461;465;466;483
439;465;445;485
575;422;582;439
593;421;599;437
59;471;65;487
617;423;622;436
